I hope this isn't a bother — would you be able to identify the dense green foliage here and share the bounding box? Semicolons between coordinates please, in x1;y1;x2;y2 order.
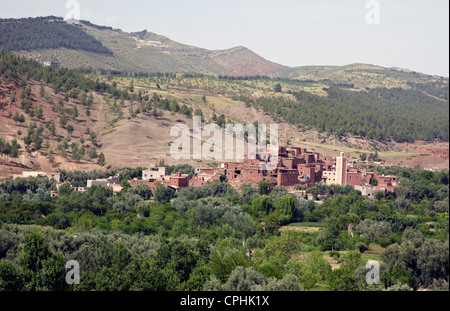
0;167;448;291
251;87;449;142
406;81;449;100
0;137;20;159
0;17;112;55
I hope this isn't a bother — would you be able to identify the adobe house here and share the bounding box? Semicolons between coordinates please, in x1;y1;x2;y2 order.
189;174;221;187
142;167;168;180
346;170;363;186
188;146;401;196
166;172;189;189
277;168;300;187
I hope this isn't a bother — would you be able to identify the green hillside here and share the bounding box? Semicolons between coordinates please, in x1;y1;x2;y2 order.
250;86;449;142
0;16;112;55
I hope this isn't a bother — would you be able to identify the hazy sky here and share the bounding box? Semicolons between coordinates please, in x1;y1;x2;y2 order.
1;0;449;77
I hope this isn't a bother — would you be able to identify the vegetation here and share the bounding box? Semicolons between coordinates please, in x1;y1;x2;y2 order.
0;19;448;293
0;167;448;291
0;17;112;55
250;87;449;142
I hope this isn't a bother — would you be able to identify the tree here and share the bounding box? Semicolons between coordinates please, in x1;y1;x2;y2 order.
113;201;129;213
221;266;265;291
274;195;296;223
88;148;98;160
356;219;392;242
208;248;250;283
300;250;332;289
87;94;94;106
18;232;67;291
381;229;449;290
251;195;274;215
375;191;384;201
154;184;175;204
317;217;342;251
307;186;319;200
0;260;21;291
71;106;78;119
58;183;73;196
35;107;44;120
274;83;282;93
78;145;85;159
194;109;204;122
258;179;272;195
127;183;153;200
129;80;134;93
97;153;106;166
48;122;56;136
65;124;74;137
154;240;200;285
13;112;25;126
89;131;97;144
59;116;67;128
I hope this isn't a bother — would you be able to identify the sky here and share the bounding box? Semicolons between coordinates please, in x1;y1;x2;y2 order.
1;0;449;77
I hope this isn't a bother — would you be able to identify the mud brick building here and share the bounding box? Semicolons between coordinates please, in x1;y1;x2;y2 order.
201;146;332;189
127;146;399;200
130;170;190;191
142;167;168;180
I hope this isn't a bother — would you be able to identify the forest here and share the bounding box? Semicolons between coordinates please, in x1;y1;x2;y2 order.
0;50;114;95
0;17;112;55
250;87;449;142
0;166;448;291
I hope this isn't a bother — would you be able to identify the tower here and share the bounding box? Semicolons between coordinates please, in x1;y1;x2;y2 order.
335;152;347;185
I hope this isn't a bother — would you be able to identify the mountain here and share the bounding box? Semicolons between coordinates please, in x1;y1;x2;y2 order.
2;16;448;83
0;17;449;175
1;49;448;177
0;16;285;76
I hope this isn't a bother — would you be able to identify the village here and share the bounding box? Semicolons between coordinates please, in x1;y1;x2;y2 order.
12;146;398;201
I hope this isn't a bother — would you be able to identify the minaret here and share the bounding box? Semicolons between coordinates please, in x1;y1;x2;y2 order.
335;152;347;185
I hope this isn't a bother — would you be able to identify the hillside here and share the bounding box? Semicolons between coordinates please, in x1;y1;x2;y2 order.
0;16;449;175
0;16;112;55
1;50;448;177
3;16;448;85
2;16;284;76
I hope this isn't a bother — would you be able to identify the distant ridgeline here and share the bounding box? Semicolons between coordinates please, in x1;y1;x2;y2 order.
0;16;112;55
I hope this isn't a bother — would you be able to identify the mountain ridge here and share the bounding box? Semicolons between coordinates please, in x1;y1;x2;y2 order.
2;16;447;80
